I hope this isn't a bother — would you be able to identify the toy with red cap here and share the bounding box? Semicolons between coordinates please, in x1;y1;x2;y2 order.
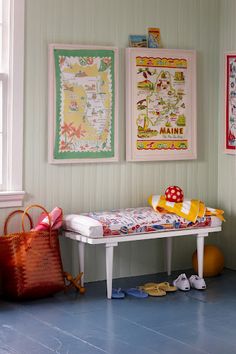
165;186;184;203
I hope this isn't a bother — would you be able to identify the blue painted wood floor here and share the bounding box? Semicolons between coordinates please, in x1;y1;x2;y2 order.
0;268;236;354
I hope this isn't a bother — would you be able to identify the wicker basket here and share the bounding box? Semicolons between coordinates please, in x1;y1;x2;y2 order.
0;205;65;300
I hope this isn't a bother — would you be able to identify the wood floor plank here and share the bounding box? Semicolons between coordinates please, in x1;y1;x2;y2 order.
0;269;235;354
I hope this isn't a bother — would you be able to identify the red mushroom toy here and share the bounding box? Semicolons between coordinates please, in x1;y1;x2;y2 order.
165;186;184;203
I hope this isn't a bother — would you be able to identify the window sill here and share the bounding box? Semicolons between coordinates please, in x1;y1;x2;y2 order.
0;191;25;208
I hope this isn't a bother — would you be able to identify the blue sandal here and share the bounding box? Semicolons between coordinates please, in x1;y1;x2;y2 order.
125;288;148;298
112;288;125;299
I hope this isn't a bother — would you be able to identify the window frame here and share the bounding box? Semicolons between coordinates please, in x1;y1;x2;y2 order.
0;0;25;207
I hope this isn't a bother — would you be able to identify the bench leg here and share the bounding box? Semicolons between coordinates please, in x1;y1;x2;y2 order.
197;235;206;278
166;238;172;276
78;241;85;287
105;243;118;299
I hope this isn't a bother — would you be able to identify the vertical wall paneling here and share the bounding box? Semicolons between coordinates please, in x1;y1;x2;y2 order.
218;0;236;269
0;0;221;281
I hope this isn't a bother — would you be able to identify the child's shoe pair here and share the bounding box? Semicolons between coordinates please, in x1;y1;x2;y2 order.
173;273;206;291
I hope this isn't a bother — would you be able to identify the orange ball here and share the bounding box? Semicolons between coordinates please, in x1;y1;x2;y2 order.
192;244;224;277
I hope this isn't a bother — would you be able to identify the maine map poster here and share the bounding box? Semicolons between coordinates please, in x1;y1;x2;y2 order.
126;48;196;161
48;44;118;163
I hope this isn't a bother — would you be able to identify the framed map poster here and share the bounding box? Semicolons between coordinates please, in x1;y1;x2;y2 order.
126;48;196;161
48;44;118;163
225;52;236;154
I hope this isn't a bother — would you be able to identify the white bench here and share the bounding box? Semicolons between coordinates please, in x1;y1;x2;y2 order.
63;226;221;299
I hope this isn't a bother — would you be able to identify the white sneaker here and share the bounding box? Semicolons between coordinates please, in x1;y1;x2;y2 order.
189;275;206;290
173;273;190;291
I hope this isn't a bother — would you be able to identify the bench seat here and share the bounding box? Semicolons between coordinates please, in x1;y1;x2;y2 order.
63;207;222;299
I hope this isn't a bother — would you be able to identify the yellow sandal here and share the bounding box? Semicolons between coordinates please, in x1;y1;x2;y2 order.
139;285;166;297
144;282;177;292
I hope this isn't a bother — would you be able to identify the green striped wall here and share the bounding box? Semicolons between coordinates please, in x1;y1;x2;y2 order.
0;0;221;281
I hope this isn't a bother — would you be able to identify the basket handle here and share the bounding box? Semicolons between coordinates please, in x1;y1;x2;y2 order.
4;210;34;236
22;204;53;247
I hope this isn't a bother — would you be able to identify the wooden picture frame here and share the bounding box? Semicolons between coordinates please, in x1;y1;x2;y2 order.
48;44;118;163
126;48;197;161
225;52;236;154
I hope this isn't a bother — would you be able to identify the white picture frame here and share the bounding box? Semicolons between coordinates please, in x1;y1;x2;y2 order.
224;52;236;154
48;44;119;163
126;48;197;161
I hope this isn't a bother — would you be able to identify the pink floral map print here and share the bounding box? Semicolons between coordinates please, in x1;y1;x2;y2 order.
225;54;236;152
